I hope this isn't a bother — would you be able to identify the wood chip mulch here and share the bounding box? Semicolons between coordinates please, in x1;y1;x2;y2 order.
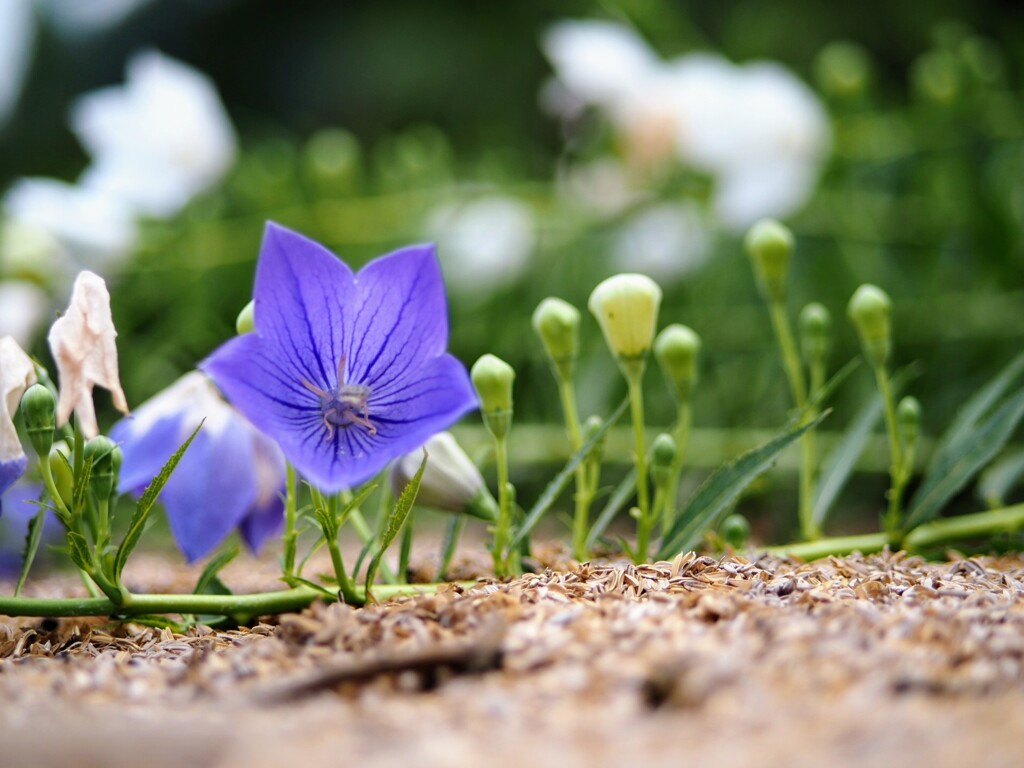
2;549;1024;768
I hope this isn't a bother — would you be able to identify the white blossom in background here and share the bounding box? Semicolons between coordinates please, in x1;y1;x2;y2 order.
613;202;710;283
557;158;641;217
48;271;129;437
0;335;36;496
40;0;154;38
0;280;48;347
0;0;35;131
428;196;536;300
542;19;831;231
72;50;238;218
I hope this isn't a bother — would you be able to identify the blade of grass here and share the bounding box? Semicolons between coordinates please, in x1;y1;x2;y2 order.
365;454;426;599
584;468;637;552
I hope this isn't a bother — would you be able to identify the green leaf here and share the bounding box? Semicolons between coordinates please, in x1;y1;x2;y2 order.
584;468;638;551
283;575;338;600
437;514;465;581
73;456;93;514
905;388;1024;530
511;396;629;549
336;483;379;529
978;448;1024;509
806;358;860;413
65;530;92;572
657;411;830;559
15;503;48;597
937;351;1024;459
365;454;426;597
114;421;204;579
193;540;239;595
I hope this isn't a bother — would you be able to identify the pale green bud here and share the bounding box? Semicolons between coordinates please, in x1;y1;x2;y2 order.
235;300;255;335
897;396;921;443
48;442;74;511
654;324;701;403
720;513;751;549
20;383;56;458
814;42;871;100
650;433;677;486
84;435;120;500
744;219;794;303
471;354;514;439
588;274;662;374
799;303;831;365
847;284;892;368
532;297;580;381
583;415;605;462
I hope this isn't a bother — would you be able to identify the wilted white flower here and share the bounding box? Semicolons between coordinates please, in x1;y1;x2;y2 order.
3;178;137;268
48;271;128;437
0;0;34;130
389;432;497;521
613;202;710;283
428;196;536;299
0;280;49;346
0;335;36;496
71;50;237;218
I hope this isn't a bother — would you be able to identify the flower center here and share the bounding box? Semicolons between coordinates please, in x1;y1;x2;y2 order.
301;356;377;440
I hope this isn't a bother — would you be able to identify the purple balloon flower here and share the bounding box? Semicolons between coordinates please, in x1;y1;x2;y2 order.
110;372;287;562
201;223;477;492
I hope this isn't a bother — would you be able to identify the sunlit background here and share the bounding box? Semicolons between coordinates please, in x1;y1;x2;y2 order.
2;0;1024;548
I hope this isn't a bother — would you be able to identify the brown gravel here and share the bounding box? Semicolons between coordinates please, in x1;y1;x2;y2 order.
2;549;1024;767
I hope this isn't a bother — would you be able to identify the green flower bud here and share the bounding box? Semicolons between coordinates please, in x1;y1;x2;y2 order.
583;414;606;462
236;300;255;335
471;354;514;439
48;441;74;511
744;219;794;303
897;396;921;442
588;274;662;375
911;50;960;105
654;324;701;403
847;284;892;368
20;383;56;458
650;433;677;486
799;303;831;365
84;435;120;500
814;41;871;100
532;297;580;381
304;128;363;195
720;513;751;549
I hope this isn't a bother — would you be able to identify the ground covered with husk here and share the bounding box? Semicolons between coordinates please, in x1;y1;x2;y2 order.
2;547;1024;768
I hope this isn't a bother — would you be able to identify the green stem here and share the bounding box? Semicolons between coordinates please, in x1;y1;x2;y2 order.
559;377;591;562
282;463;298;577
664;400;692;531
626;373;651;562
38;457;71;525
438;515;465;581
875;364;906;535
0;582;468;619
493;436;512;577
349;507;397;584
324;530;361;604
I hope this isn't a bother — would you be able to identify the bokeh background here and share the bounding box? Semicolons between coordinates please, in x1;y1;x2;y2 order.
2;0;1024;544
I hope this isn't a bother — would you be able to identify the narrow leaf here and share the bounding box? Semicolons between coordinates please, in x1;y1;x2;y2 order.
114;421;203;578
937;350;1024;458
511;396;629;548
657;411;829;559
437;514;465;581
194;540;240;595
73;456;94;513
15;505;47;597
284;575;338;600
905;388;1024;530
66;530;92;571
585;468;638;551
806;358;860;413
978;448;1024;508
365;454;426;597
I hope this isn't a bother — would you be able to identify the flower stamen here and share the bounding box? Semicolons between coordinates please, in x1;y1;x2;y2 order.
301;355;377;440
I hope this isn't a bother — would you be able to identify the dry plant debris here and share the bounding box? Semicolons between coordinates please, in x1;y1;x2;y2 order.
2;550;1024;767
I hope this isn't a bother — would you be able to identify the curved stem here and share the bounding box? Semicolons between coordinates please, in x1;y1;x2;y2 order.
875;364;906;535
559;377;591;561
493;437;512;577
626;373;651;562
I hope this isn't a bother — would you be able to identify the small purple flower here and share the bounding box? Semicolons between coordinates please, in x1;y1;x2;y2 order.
201;223;477;492
0;483;60;576
110;372;287;561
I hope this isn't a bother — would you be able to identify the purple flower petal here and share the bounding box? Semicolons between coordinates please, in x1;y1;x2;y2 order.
110;413;186;494
0;456;27;509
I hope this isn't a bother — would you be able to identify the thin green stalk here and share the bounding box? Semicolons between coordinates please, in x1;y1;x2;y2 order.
626;373;652;562
398;519;413;584
324;529;361;604
349;507;397;584
875;365;906;535
282;463;298;577
663;400;692;530
493;436;513;577
559;377;591;561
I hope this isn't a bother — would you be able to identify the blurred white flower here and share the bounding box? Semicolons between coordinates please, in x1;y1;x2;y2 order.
0;217;66;282
40;0;154;38
613;202;710;283
3;177;137;267
428;195;536;299
557;158;641;216
0;0;35;130
0;335;36;497
72;50;237;218
48;270;129;437
0;280;49;346
543;20;831;230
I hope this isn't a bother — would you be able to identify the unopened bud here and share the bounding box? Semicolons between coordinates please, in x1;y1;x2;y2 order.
897;396;921;443
583;415;605;462
48;442;74;511
799;303;831;365
20;383;56;458
814;41;871;100
721;513;751;549
84;435;119;500
532;297;580;381
235;300;255;335
471;354;514;439
745;219;793;303
654;324;701;402
588;274;662;376
847;284;892;368
650;433;677;486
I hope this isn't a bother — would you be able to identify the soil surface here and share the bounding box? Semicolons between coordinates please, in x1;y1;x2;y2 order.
2;548;1024;768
